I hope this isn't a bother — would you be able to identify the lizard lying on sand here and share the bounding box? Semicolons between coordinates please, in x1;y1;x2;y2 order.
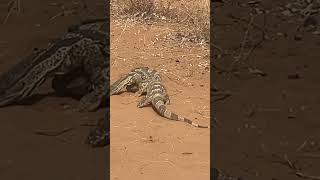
110;70;248;179
107;64;251;179
0;18;109;147
133;76;210;128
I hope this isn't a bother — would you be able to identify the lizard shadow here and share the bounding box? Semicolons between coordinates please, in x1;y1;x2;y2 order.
14;93;55;106
12;92;75;106
12;91;108;108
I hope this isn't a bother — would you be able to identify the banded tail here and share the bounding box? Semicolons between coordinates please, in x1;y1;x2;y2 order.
137;78;209;128
152;98;210;128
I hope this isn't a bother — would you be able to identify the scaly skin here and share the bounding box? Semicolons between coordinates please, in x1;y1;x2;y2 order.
0;18;109;112
86;112;110;147
136;77;210;128
109;68;244;179
0;18;109;147
110;67;161;96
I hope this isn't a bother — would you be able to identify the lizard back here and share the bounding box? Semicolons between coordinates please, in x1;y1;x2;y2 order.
0;19;109;107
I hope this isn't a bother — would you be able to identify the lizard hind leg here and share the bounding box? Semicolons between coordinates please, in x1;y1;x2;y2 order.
164;94;170;105
77;62;109;112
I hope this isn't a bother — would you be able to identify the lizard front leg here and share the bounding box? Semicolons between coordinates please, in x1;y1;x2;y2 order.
137;94;153;108
76;68;108;112
62;42;108;112
86;111;110;147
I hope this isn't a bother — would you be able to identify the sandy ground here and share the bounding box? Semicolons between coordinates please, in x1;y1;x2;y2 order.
0;0;211;180
110;19;210;180
0;1;107;180
3;0;319;179
214;0;320;179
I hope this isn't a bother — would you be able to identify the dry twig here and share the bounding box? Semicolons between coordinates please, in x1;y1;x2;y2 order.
272;153;320;180
3;0;20;24
49;9;75;21
233;13;254;63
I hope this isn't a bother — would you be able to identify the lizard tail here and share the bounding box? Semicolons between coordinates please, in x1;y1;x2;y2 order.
153;100;209;128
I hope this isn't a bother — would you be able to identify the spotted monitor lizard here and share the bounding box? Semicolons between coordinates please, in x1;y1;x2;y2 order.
0;19;246;179
136;77;247;179
110;68;247;179
0;18;109;147
132;76;210;128
110;67;209;128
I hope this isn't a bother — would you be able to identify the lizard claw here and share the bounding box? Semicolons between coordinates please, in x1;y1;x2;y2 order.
134;91;142;97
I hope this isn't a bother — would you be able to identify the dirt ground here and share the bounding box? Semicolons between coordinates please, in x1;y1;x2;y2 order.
214;0;320;179
0;0;107;180
0;0;211;180
2;0;320;180
110;19;210;180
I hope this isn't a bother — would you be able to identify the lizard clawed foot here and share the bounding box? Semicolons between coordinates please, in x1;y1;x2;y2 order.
86;126;109;147
134;91;143;97
77;91;104;112
136;103;143;108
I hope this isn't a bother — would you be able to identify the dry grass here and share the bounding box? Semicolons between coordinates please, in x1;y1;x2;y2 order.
111;0;210;43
